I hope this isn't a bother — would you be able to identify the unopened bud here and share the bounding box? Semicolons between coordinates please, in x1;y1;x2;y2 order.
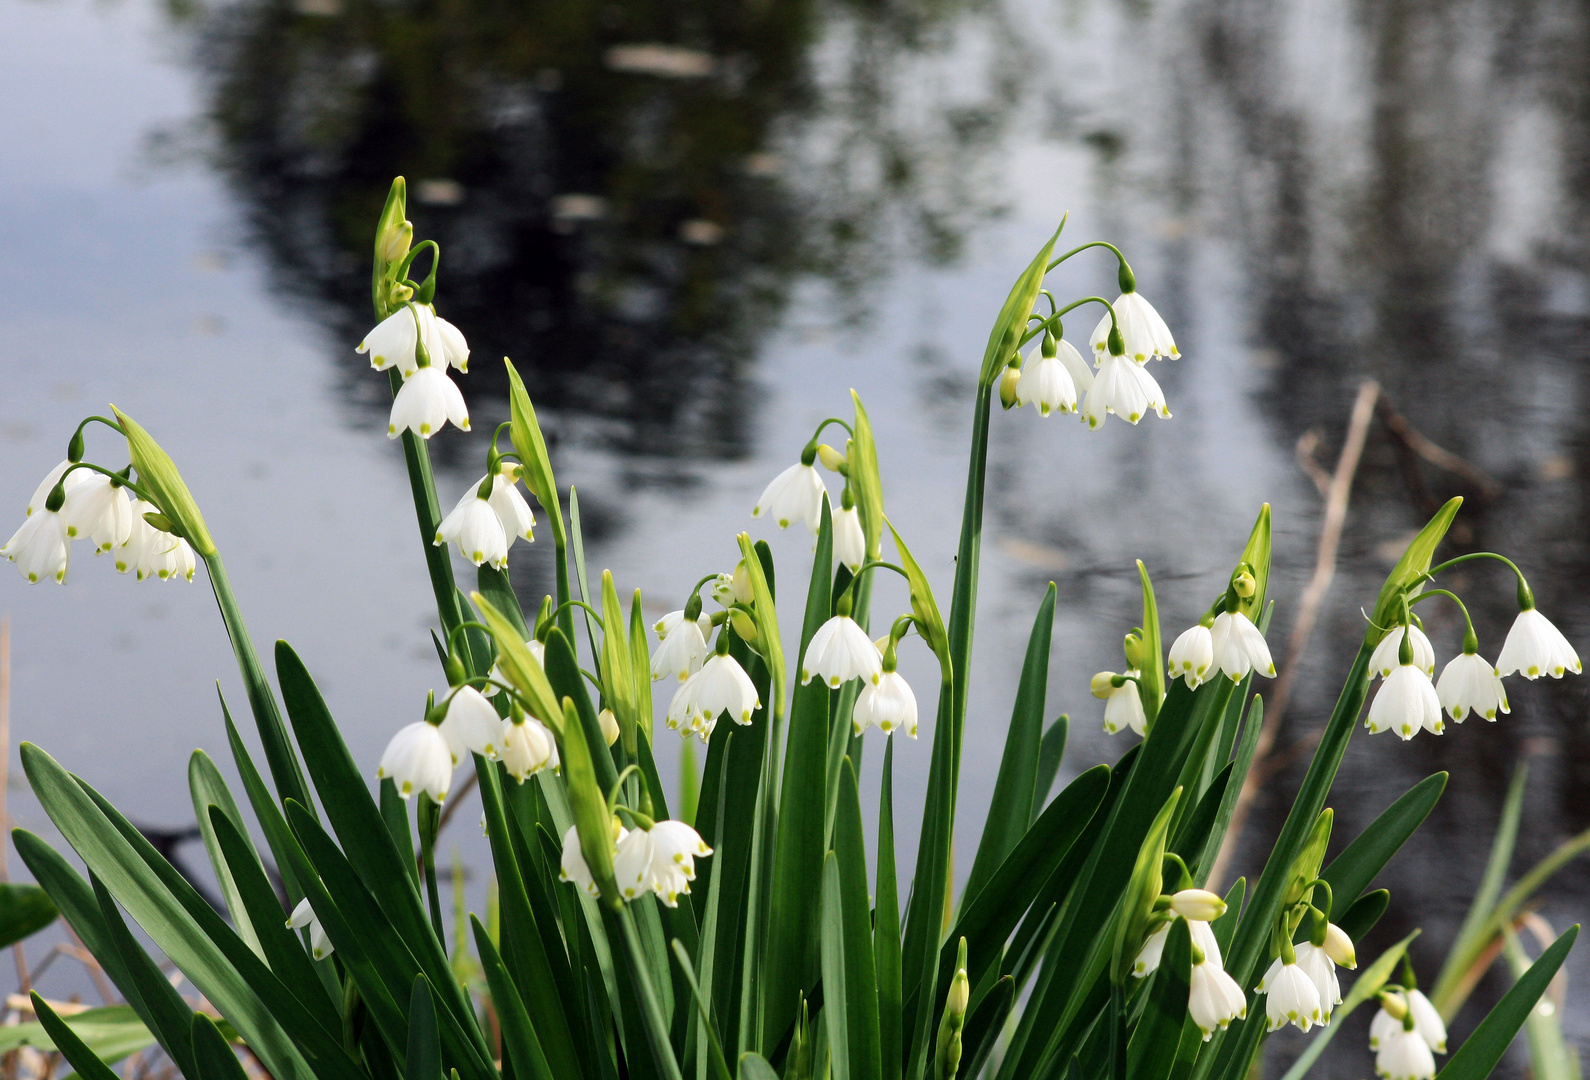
946;966;970;1019
66;430;84;464
1123;632;1144;671
598;708;620;747
730;608;758;645
999;366;1022;410
816;443;847;472
143;511;175;534
1233;570;1256;598
1378;990;1408;1021
1091;671;1119;700
710;573;735;606
443;652;467;689
1167;889;1226;922
1323;922;1356;969
732;560;755;605
378;219;413;264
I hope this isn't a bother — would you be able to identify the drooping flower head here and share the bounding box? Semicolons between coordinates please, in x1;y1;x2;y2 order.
500;715;558;781
752;460;826;535
1366;654;1444;740
1257;958;1324;1033
377;721;453;802
1168;622;1215;689
438;685;505;761
286;897;334;960
667;651;760;739
802;614;883;688
854;671;918;737
435;488;509;569
1370;622;1436;678
1435;650;1509;722
1495;607;1581;680
1210;609;1276;682
1090;290;1179;364
389;365;470;440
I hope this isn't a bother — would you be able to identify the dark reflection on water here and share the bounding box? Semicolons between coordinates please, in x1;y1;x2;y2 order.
181;0;1025;459
166;0;1590;1073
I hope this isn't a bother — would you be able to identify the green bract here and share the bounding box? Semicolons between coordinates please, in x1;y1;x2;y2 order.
7;188;1574;1080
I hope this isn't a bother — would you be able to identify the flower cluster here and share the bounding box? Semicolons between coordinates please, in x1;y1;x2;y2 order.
1369;983;1447;1080
3;459;196;585
358;302;472;439
1133;890;1247;1041
434;461;537;569
560;817;713;908
1004;284;1177;429
1365;593;1578;743
378;679;560;803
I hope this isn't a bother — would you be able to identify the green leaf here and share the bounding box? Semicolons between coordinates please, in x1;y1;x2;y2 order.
1232;505;1271;623
274;641;488;1064
1501;928;1577;1080
192;1013;250;1080
834;759;881;1080
472;915;557;1080
92;875;199;1078
738;1052;779;1080
1114;789;1184;983
977;223;1064;386
504;358;561;539
631;590;656;745
221;693;306;904
1211;879;1244;960
1337;890;1390;944
961;976;1014;1080
765;497;834;1041
848;391;886;560
1191;696;1263;887
1135;563;1165;725
189;750;263;959
28;996;135;1080
965;584;1055;906
819;853;851;1080
876;738;903;1080
20;743;318;1080
477;563;529;639
1032;716;1068;823
1369;497;1463;646
600;569;636;741
110;405;214;555
669;940;734;1080
1438;924;1578;1080
1322;772;1446;909
885;521;948;678
1126;919;1190;1080
472;592;563;731
0;882;56;949
406;977;442;1080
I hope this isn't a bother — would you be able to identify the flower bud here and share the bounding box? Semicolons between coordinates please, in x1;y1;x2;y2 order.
1377;990;1408;1021
999;366;1022;410
598;708;620;747
1233;570;1256;598
947;965;970;1018
730;608;758;645
1168;889;1227;922
1123;632;1144;671
816;443;848;472
1091;671;1119;699
1323;922;1356;969
378;219;414;264
443;651;467;688
732;560;755;605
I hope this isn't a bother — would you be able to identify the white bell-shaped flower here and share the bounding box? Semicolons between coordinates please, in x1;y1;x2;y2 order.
286;898;334;960
1436;652;1509;722
438;686;505;761
666;654;760;737
1295;942;1342;1021
854;671;918;737
435;492;508;569
652;615;711;682
1057;338;1095;394
1257;958;1324;1032
753;462;827;534
1366;662;1444;739
1090;292;1179;363
1370;1004;1401;1051
1210;610;1276;682
500;716;558;781
1370;624;1436;678
359;305;423;376
1495;608;1581;679
480;465;535;545
1376;1026;1437;1080
1102;678;1147;736
1015;348;1078;417
26;461;81;516
433;312;470;373
1189;960;1247;1040
139;533;196;583
1133;917;1223;978
560;823;617;899
60;472;132;554
656;610;714;640
1168;624;1215;689
388;365;470;440
645;820;713;906
613;827;655;901
1081;353;1150;428
377;721;453;802
1;508;70;584
833;505;866;572
1406;989;1447;1053
801;615;883;688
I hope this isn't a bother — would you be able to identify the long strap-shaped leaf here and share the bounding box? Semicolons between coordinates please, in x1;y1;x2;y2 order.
19;744;318;1080
189;750;264;960
31;993;123;1080
876;738;903;1080
92;875;200;1080
192;1014;250;1080
1437;924;1579;1080
834;758;881;1080
1321;772;1447;908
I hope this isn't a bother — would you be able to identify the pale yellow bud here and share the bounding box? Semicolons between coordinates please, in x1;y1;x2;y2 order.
816;443;848;472
1233;570;1256;598
947;967;970;1018
730;608;759;644
1378;990;1408;1021
732;560;755;605
378;219;414;264
598;708;620;747
1091;671;1119;700
999;366;1022;409
1323;922;1356;969
1168;889;1227;922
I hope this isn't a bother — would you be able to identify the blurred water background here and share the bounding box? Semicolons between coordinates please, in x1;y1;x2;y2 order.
2;0;1589;1073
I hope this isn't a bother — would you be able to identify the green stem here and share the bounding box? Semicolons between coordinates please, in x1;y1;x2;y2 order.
618;905;685;1080
417;794;445;942
200;551;313;811
946;378;995;792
